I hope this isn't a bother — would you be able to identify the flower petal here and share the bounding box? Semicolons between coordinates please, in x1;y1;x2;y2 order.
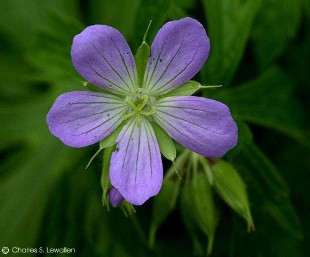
47;91;127;147
154;96;238;157
110;117;163;205
144;17;210;95
71;25;137;95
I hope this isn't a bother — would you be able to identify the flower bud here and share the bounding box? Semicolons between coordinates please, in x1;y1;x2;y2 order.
108;187;124;207
212;160;254;231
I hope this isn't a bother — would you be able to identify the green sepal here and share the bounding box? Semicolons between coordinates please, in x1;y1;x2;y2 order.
100;122;126;149
151;122;176;162
101;146;114;208
212;159;255;231
188;151;214;185
191;170;218;255
85;147;103;169
180;179;204;256
120;202;136;217
85;123;125;169
198;154;214;185
149;150;188;248
135;21;151;87
161;80;201;98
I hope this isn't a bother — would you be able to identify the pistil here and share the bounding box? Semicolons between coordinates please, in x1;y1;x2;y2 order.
123;95;156;126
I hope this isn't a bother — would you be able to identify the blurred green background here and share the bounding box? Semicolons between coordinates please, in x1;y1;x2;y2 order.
0;0;309;256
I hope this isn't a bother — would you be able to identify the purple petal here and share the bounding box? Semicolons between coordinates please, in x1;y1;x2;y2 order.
108;187;124;207
110;117;163;205
71;25;137;95
154;96;238;157
47;91;127;147
144;17;210;95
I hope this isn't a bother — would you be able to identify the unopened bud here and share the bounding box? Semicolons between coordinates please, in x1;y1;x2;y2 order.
108;187;124;207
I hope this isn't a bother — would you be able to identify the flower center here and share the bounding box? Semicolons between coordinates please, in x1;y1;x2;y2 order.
124;89;156;126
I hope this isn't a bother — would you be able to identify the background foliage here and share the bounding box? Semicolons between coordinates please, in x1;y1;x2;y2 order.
0;0;309;256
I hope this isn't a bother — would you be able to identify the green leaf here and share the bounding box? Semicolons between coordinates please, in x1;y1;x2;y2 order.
161;80;201;97
0;40;34;101
251;0;301;70
152;122;176;162
209;68;307;143
212;160;254;231
132;0;174;50
88;0;141;41
149;150;189;248
0;97;52;148
0;139;81;247
0;0;79;51
26;11;83;89
149;169;181;248
201;0;262;85
232;143;302;239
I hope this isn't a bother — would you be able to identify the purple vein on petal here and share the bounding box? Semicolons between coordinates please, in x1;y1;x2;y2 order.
146;39;185;92
62;105;125;125
86;61;129;94
144;43;165;90
155;104;229;117
151;47;200;95
92;44;132;91
69;92;123;100
67;102;123;105
47;91;128;147
144;119;159;185
105;31;137;88
110;116;163;205
119;118;136;175
155;109;226;135
154;113;201;145
135;121;141;184
70;108;127;136
153;96;238;157
143;18;210;95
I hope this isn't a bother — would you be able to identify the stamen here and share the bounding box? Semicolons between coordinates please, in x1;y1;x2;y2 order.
125;98;136;108
123;111;136;120
140;108;156;115
136;113;141;126
123;94;155;127
136;95;148;110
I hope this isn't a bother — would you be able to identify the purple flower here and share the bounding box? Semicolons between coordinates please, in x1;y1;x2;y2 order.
47;17;238;205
